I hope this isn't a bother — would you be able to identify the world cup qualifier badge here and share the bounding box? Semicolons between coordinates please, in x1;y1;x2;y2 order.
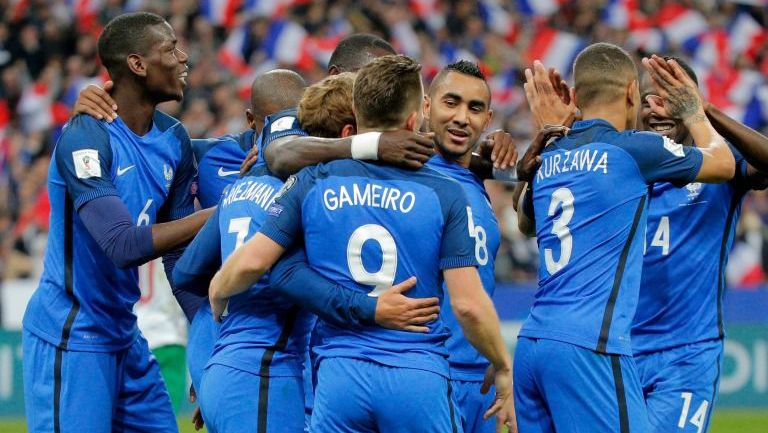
73;149;101;178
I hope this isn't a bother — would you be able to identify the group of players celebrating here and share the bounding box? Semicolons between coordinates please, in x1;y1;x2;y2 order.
19;10;768;433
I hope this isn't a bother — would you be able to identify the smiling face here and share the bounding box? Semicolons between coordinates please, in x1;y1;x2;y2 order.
426;71;492;162
640;73;688;144
142;23;189;103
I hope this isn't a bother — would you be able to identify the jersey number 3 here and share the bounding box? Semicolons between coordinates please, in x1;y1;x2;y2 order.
545;187;574;274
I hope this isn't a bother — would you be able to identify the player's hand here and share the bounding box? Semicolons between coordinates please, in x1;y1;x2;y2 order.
378;130;435;170
641;55;706;126
375;277;439;333
73;81;118;122
479;130;517;170
188;385;205;430
240;144;259;176
516;125;569;183
481;365;517;433
524;60;577;128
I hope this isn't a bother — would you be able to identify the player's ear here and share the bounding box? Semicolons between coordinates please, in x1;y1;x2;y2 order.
246;109;256;130
328;65;341;76
126;54;146;77
341;124;356;138
627;79;639;108
484;108;494;131
405;111;419;132
423;95;431;121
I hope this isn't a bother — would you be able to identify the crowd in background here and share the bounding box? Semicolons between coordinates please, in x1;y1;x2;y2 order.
1;0;767;287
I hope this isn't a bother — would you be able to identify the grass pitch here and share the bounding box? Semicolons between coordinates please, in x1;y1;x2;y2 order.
0;410;765;432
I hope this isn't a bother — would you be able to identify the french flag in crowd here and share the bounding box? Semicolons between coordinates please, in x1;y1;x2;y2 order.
729;13;767;62
704;68;764;128
262;20;313;69
478;0;518;42
200;0;241;29
242;0;303;18
655;4;708;53
527;27;586;78
693;29;729;72
489;68;521;107
517;0;562;16
305;35;344;69
603;0;639;29
218;24;252;75
68;0;104;31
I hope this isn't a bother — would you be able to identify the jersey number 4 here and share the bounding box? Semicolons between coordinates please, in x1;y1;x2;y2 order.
545;187;574;274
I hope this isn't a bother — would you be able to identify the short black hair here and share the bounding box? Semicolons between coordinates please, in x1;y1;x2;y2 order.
429;60;491;102
97;12;167;78
663;56;698;85
328;34;396;73
250;69;307;118
573;42;638;108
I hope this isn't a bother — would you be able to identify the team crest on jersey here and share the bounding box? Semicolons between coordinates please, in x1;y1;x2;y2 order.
685;182;702;201
163;163;174;188
73;149;101;178
270;116;295;133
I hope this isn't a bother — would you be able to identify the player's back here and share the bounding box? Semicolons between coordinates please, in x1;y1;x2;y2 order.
276;159;475;378
209;163;314;376
521;118;702;355
24;112;194;351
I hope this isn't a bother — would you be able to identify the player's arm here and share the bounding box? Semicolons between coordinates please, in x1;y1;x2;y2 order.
643;56;734;183
270;247;439;332
703;103;768;187
439;187;514;426
171;206;222;321
264;130;435;178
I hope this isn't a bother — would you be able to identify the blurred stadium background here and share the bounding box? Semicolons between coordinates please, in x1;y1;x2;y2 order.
1;0;767;431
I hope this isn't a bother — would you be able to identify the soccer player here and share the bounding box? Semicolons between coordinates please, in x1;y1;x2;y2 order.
208;55;514;433
632;58;768;433
514;44;735;433
422;60;507;433
22;12;211;433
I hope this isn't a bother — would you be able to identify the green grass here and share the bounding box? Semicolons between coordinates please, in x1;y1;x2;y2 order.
0;410;765;432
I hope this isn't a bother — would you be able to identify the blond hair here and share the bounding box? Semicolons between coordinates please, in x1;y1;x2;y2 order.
298;72;356;138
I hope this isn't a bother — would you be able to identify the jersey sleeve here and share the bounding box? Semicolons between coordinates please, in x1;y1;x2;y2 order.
728;144;755;191
259;109;307;156
620;131;703;185
258;171;313;248
159;128;197;222
54;115;119;211
270;246;377;328
439;184;479;269
172;205;222;297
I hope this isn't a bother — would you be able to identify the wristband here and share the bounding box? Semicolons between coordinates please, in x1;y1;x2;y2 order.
351;132;381;160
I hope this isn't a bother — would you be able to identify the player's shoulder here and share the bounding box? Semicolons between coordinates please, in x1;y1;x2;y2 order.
56;114;111;153
191;133;243;163
153;110;190;143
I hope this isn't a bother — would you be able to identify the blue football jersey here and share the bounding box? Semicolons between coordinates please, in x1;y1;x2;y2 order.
256;108;305;160
191;130;254;208
24;113;196;351
259;160;478;377
520;119;703;356
206;164;315;376
632;147;753;354
426;155;501;381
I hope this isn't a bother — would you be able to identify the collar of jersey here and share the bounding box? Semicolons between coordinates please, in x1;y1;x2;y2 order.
427;154;482;186
571;118;616;133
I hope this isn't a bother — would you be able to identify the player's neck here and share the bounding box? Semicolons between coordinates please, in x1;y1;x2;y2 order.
435;146;472;168
580;105;630;132
111;83;156;136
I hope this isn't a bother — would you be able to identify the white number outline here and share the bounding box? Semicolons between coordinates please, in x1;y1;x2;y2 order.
544;187;575;274
678;392;709;433
467;207;489;266
347;224;398;297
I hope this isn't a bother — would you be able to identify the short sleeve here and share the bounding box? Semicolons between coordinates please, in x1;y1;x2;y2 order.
258;109;307;156
439;184;479;269
620;131;703;185
54;115;119;211
159;128;197;222
258;169;313;248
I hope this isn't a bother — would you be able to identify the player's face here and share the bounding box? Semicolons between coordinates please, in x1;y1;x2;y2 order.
639;74;688;143
143;23;189;103
427;72;492;160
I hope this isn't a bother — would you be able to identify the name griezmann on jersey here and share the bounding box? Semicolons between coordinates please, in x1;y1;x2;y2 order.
537;149;609;180
222;180;278;210
323;182;417;213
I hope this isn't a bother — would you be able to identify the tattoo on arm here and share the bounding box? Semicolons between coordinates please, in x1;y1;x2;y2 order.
666;87;701;120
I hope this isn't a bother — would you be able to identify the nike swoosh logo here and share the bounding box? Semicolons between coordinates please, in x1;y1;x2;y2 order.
117;165;135;176
218;167;239;177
